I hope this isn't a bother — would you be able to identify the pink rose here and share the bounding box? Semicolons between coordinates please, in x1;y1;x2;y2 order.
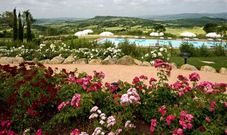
205;117;210;122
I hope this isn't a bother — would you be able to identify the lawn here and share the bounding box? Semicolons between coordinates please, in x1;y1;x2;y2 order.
166;28;206;36
169;56;227;72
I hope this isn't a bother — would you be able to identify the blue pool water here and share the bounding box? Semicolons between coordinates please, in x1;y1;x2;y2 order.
98;38;221;48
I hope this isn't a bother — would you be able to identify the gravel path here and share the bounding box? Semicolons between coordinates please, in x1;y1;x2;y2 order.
44;64;227;85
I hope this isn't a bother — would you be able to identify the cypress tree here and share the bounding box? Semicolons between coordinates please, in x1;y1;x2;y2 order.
18;12;23;42
25;11;32;42
13;8;18;41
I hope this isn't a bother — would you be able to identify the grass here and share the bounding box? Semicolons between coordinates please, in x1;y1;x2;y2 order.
166;28;206;36
169;56;227;72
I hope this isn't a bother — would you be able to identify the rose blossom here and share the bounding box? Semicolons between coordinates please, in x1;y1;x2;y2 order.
205;117;210;122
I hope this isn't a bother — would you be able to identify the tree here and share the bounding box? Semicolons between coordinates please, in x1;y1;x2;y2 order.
216;24;227;45
18;12;23;42
1;11;13;27
23;10;36;42
13;8;18;41
154;24;166;45
203;23;218;33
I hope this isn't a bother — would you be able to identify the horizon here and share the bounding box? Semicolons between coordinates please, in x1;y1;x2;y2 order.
0;0;227;18
34;12;227;19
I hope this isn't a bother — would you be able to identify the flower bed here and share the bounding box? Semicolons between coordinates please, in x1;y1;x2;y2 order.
0;59;226;135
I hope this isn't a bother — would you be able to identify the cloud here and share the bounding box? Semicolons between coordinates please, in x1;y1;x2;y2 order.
0;0;226;18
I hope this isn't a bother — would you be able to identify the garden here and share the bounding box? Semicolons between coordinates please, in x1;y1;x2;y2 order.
0;58;227;135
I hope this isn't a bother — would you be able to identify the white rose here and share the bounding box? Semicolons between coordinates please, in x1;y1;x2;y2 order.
158;52;162;56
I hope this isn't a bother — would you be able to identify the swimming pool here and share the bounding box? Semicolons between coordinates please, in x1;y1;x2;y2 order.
98;38;221;48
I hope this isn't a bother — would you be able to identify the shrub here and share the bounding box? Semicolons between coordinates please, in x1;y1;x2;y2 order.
212;44;226;56
0;60;227;134
199;44;212;57
117;39;142;58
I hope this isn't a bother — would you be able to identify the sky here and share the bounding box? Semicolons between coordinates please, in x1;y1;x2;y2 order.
0;0;227;19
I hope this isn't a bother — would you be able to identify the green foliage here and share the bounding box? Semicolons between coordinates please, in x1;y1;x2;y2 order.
199;44;212;57
203;23;218;33
25;10;32;42
13;8;17;41
0;61;227;134
18;12;23;42
212;44;226;56
179;42;199;57
166;17;227;28
117;39;142;58
169;56;227;71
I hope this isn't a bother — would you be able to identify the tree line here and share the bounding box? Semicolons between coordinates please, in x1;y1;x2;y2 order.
0;8;36;42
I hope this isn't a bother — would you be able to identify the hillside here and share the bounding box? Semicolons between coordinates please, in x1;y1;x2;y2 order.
164;17;227;27
139;12;227;20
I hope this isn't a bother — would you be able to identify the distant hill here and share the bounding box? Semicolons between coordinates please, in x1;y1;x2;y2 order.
139;12;227;20
164;17;227;27
34;17;87;24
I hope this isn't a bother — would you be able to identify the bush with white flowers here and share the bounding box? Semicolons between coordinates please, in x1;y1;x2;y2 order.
142;46;171;65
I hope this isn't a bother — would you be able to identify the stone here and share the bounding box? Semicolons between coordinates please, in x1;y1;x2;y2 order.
134;59;142;65
0;57;15;64
89;58;102;65
219;67;227;75
141;61;151;66
63;56;75;64
170;62;178;69
0;54;5;57
32;58;39;63
49;56;65;64
39;59;50;64
180;64;198;71
13;57;24;64
73;58;87;64
200;65;217;73
101;57;117;65
116;56;135;65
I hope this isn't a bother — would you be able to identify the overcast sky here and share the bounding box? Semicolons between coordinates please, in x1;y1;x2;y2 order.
0;0;227;18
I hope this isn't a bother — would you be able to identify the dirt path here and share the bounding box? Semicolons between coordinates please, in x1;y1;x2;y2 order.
44;64;227;85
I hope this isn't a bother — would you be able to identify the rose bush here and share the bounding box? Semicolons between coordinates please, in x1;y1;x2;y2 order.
0;59;226;134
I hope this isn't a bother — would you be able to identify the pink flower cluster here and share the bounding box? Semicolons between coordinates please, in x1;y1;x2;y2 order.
58;101;70;111
166;115;176;126
27;108;39;116
158;106;166;116
173;128;184;135
150;119;156;134
177;75;189;82
71;94;81;108
120;88;141;105
179;111;194;129
92;127;104;135
36;129;42;135
71;129;80;135
197;81;227;94
68;76;92;93
178;86;192;97
93;70;105;79
1;120;11;128
68;75;102;93
209;101;215;112
189;72;200;82
107;116;116;128
154;59;172;76
149;78;157;84
57;93;81;111
124;120;136;130
132;77;140;84
105;82;119;93
205;117;210;122
139;75;148;80
0;130;18;135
